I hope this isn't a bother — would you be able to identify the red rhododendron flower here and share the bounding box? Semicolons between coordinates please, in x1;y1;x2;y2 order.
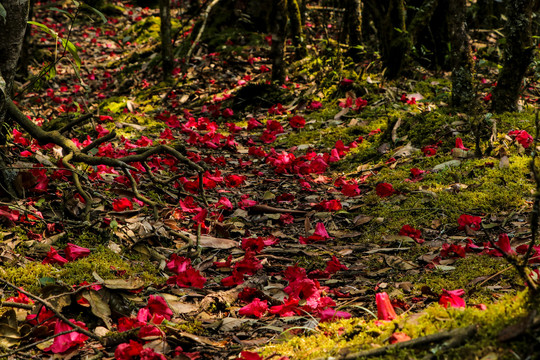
113;198;133;211
138;324;163;340
325;256;348;274
440;243;466;258
457;214;482;231
140;348;167;360
167;254;191;274
268;297;300;317
238;298;268;318
115;340;144;360
289;115;305;129
64;243;91;261
44;319;89;353
147;295;173;320
43;247;68;266
455;138;469;151
192;208;208;224
213;255;232;268
299;222;333;244
488;233;516;257
247;118;263;130
284;278;321;309
399;225;424;244
318;308;352;322
376;182;395;197
6;289;33;304
280;213;294;224
215;197;233;211
376;292;397;321
314;199;342;211
421;145;437;156
340;78;353;87
439;289;466;308
241;237;265;253
225;174;246;187
221;269;245;286
234;250;263;275
407;168;426;182
308;101;322;110
167;268;207;288
509;130;533;148
389;332;411;344
237;351;263;360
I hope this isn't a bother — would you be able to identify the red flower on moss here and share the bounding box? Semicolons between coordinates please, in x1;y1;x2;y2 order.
457;214;482;231
64;243;90;261
376;292;397;321
509;130;533;148
289;115;305;129
439;289;466;308
376;182;395;197
43;247;68;266
399;225;424;244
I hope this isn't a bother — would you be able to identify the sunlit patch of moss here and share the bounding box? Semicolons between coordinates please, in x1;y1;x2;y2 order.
58;246;162;286
1;262;55;294
412;77;452;101
123;16;181;44
99;96;129;114
174;319;206;335
258;291;533;359
400;254;520;303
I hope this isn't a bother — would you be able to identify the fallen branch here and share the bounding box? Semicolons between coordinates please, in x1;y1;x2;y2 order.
0;277;103;344
316;325;477;360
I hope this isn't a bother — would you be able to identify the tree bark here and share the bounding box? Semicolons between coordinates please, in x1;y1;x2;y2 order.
364;0;409;79
159;0;173;80
270;0;288;84
448;0;475;110
344;0;362;60
288;0;307;58
491;0;535;113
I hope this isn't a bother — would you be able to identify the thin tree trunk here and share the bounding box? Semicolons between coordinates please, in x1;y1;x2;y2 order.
159;0;174;80
288;0;307;58
448;0;475;110
271;0;288;84
491;0;535;113
345;0;362;60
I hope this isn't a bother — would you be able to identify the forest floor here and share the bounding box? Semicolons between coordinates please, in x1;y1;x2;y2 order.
2;1;540;359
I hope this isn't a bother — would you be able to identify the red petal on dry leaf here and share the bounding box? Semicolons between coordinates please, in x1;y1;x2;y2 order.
237;351;263;360
6;289;33;304
376;292;398;321
64;243;91;261
389;332;411;344
167;254;191;274
439;289;466;308
268;297;301;317
44;319;89;353
147;295;173;320
42;247;68;266
167;268;207;289
238;298;268;318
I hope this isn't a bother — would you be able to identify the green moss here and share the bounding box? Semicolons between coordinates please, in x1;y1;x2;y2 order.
258;291;533;359
123;16;181;44
58;246;162;285
1;262;55;294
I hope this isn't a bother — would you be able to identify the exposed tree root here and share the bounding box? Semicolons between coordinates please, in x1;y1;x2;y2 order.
6;98;208;221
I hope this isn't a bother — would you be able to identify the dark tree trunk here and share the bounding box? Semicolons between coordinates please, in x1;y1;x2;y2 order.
344;0;362;60
365;0;409;79
159;0;174;80
18;0;35;78
492;0;535;113
288;0;307;58
271;0;288;84
448;0;475;110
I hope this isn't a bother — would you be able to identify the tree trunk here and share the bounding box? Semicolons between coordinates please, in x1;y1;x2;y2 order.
448;0;475;110
491;0;535;113
344;0;362;60
365;0;409;79
159;0;173;80
288;0;307;58
270;0;288;84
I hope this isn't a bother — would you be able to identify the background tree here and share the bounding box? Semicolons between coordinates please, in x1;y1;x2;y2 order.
448;0;475;110
159;0;174;80
270;0;289;84
491;0;536;113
